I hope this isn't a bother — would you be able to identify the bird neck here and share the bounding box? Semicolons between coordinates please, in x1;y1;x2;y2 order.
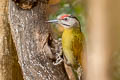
64;26;81;32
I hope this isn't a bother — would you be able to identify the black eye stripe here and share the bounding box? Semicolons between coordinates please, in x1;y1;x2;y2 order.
68;16;78;21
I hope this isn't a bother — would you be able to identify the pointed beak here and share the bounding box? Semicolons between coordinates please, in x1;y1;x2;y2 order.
46;20;58;23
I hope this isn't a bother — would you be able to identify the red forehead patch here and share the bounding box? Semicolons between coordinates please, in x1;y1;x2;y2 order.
60;14;70;19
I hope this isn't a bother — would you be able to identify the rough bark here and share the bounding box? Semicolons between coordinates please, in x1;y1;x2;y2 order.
9;0;68;80
0;0;23;80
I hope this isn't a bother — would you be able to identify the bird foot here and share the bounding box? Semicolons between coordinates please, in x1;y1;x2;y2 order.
53;52;63;65
77;66;83;80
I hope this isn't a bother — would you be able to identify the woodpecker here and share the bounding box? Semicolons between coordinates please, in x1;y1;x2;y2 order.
47;14;84;79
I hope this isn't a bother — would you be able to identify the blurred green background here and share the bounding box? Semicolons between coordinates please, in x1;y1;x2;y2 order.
49;0;86;38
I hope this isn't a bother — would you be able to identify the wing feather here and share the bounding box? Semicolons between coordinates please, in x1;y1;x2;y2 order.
72;33;84;65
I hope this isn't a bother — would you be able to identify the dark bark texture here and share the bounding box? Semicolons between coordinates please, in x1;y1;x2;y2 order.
9;0;68;80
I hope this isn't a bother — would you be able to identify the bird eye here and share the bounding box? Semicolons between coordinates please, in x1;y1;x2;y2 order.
64;18;68;21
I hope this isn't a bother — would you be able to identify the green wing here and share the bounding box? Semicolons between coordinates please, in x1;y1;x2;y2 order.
72;32;84;65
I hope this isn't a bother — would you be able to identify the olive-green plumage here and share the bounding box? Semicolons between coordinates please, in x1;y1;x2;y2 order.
62;27;84;69
47;14;84;71
47;14;84;80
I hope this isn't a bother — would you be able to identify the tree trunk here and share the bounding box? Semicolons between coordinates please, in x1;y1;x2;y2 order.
9;0;68;80
0;0;23;80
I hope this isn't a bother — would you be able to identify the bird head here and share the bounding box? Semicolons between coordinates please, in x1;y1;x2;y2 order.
47;14;80;28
